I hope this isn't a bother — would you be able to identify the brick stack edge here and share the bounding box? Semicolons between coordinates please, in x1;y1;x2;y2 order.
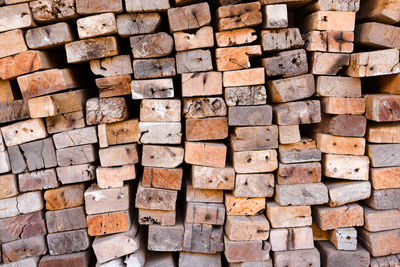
0;0;399;266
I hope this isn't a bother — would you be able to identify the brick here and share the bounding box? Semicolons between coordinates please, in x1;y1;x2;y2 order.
47;229;90;256
44;184;85;211
267;201;312;228
313;204;364;231
185;202;225;225
46;207;87;234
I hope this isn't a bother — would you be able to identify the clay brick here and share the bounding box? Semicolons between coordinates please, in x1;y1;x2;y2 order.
44;184;85;211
